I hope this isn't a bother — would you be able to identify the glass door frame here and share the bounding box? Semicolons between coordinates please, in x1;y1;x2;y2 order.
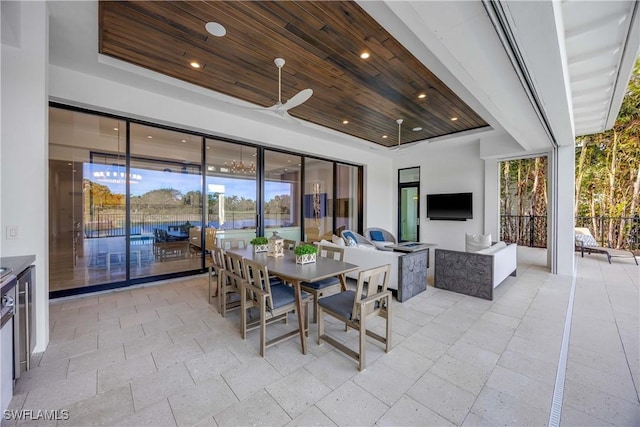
397;167;420;242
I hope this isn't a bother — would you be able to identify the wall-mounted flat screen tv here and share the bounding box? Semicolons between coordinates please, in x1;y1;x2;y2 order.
426;192;472;220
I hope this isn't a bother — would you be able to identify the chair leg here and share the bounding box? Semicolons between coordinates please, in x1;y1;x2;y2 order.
385;306;392;353
317;306;324;345
259;298;267;357
358;315;366;371
312;291;319;324
240;289;247;340
304;300;309;338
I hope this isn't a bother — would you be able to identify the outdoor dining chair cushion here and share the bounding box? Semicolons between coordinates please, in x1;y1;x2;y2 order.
270;284;310;310
318;290;356;320
301;276;340;290
369;230;385;241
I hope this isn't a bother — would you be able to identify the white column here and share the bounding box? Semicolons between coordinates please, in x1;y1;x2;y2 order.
549;145;575;275
483;158;500;239
1;1;49;351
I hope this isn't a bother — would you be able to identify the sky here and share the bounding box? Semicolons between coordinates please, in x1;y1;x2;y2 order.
85;163;291;200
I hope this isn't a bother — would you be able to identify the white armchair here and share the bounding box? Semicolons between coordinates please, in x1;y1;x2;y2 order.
365;227;397;251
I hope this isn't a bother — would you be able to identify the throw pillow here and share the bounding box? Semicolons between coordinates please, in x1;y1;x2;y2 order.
342;231;357;244
332;234;346;246
369;230;384;241
346;236;358;247
465;233;492;252
575;233;597;247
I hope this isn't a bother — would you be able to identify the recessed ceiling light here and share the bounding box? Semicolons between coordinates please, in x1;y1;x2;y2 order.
342;120;349;124
451;117;458;121
252;153;256;157
418;94;426;99
206;146;210;149
67;162;72;166
298;163;301;166
360;52;370;59
181;139;186;143
205;22;226;37
413;127;423;131
190;61;201;69
113;127;119;131
382;135;388;139
287;160;291;163
147;135;153;139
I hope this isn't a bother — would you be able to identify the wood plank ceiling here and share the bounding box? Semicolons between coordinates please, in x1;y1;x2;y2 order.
99;0;488;147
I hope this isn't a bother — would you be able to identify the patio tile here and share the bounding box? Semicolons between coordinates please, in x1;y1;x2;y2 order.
377;395;454;426
316;381;388;426
266;368;332;419
214;389;291;426
406;371;476;425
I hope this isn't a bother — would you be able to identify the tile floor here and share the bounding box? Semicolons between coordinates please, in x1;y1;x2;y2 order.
2;247;638;426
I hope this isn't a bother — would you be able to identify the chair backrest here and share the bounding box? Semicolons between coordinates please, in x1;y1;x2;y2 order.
365;228;397;244
317;244;344;261
220;238;247;250
223;251;247;293
283;239;297;250
210;246;225;272
243;258;276;311
224;251;245;278
353;264;391;320
205;227;217;250
341;229;374;246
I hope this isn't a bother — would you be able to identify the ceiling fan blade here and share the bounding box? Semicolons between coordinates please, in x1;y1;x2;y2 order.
281;88;313;111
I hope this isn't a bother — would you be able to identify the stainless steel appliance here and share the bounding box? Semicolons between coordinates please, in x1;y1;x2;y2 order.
1;269;17;413
14;266;34;377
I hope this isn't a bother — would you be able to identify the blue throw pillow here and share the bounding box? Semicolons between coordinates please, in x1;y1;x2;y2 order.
343;231;356;244
346;237;358;247
369;230;384;241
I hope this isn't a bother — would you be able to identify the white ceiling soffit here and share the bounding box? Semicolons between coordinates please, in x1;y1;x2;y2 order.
362;0;556;153
563;0;639;137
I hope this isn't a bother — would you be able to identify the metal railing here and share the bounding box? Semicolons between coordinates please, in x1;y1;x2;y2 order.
500;215;548;248
500;215;640;250
83;211;295;238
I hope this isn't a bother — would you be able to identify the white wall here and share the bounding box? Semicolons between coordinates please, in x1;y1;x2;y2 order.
393;139;486;252
1;1;49;352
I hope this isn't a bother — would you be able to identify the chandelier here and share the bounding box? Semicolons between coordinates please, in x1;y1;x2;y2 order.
225;147;256;174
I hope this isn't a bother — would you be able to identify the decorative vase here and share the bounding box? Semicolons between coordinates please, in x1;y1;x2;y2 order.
295;253;316;264
253;244;268;253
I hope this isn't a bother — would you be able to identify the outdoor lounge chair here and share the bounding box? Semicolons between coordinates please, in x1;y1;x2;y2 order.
575;227;638;265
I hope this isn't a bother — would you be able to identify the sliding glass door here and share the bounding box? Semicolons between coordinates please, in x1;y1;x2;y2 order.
206;139;258;248
264;150;301;241
49;105;363;296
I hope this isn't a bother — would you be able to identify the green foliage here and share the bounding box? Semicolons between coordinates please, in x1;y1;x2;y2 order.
250;236;268;245
294;244;317;256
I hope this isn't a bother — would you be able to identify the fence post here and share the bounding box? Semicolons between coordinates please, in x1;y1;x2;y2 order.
600;215;605;247
529;214;534;247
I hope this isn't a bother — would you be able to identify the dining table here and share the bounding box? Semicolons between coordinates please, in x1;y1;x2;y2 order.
228;246;359;354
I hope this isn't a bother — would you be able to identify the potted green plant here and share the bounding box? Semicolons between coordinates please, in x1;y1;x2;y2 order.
294;244;318;264
250;236;269;253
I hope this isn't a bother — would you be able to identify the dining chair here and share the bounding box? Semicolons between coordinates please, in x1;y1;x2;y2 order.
283;239;297;250
205;227;218;251
220;251;245;317
208;246;225;305
317;264;392;371
241;258;312;356
301;244;345;323
220;238;247;250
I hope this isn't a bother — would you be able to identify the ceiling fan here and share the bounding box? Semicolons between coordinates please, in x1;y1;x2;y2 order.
389;118;404;151
262;57;313;121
